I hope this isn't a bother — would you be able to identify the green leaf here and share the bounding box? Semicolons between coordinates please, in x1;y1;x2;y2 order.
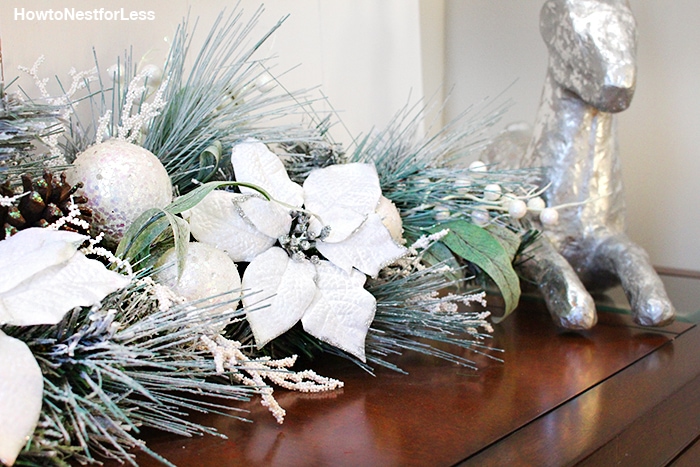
485;224;521;259
116;180;273;273
163;211;191;279
167;180;271;214
115;208;164;260
118;214;170;265
430;220;521;321
196;140;223;183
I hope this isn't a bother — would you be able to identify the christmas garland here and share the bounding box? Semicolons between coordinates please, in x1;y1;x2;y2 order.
0;8;557;467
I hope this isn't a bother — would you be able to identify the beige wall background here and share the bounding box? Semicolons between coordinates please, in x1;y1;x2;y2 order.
0;0;424;145
1;0;697;271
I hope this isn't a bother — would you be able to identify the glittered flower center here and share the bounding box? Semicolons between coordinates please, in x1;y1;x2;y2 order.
278;210;330;262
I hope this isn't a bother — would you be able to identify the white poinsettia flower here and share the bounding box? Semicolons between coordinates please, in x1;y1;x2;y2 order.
0;228;131;326
301;260;377;359
0;330;44;466
242;247;376;362
303;163;380;242
185;141;406;361
185;140;302;262
303;162;407;277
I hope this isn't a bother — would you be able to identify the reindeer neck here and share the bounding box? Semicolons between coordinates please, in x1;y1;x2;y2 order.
525;71;626;233
526;71;623;205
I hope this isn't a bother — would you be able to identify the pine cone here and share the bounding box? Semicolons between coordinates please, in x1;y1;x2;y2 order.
0;170;93;240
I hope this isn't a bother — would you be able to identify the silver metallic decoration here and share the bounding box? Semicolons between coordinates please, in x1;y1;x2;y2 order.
519;0;675;329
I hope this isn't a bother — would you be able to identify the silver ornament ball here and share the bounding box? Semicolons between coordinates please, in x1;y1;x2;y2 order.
67;139;173;246
154;242;242;328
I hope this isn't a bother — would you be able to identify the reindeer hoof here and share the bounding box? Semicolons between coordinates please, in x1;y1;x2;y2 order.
633;296;675;327
536;264;598;330
552;290;598;330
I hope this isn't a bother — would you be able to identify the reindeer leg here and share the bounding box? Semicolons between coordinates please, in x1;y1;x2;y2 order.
520;236;597;330
594;234;675;326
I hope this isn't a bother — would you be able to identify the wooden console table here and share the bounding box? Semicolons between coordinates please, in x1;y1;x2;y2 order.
114;274;700;466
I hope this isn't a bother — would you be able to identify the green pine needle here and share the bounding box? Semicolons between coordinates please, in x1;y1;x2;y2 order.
0;86;64;181
346;97;543;241
8;282;259;466
142;8;322;193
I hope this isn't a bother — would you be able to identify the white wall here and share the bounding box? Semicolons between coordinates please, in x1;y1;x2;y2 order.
1;0;697;271
620;1;700;273
443;0;700;272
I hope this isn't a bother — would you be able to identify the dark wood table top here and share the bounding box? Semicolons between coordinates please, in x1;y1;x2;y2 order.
115;275;700;466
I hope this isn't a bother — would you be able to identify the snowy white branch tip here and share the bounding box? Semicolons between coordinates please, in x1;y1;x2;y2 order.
0;228;131;326
201;335;344;424
18;56;98;162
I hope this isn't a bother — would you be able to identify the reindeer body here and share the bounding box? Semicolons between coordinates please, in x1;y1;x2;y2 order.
516;0;675;329
528;72;625;290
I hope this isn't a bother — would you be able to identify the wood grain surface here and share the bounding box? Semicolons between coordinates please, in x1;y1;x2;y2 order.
102;286;699;467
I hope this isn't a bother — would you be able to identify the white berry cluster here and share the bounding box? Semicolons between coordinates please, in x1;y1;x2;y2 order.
466;160;559;227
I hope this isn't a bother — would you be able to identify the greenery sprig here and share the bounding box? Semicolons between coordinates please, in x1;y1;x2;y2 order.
7;281;255;467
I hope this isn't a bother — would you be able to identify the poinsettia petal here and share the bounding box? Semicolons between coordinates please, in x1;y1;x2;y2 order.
187;190;279;262
0;331;44;466
301;261;376;362
307;209;367;246
0;252;130;326
242;247;317;347
0;228;86;294
303;163;381;243
240;197;292;239
316;213;407;277
230;140;304;207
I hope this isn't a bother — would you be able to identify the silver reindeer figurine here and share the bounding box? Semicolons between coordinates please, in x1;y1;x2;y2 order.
515;0;675;329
